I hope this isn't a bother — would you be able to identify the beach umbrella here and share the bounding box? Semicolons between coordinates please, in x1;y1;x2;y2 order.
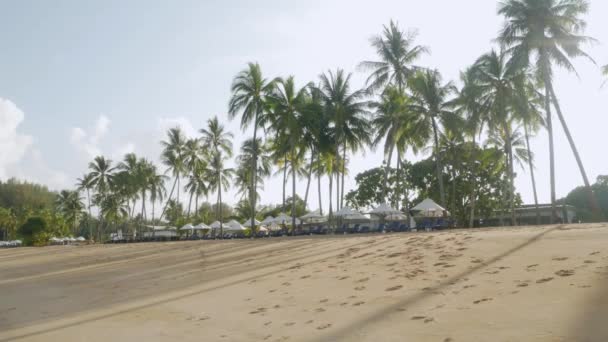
242;218;261;228
369;203;401;216
261;216;275;225
76;237;86;241
274;213;301;226
209;221;222;229
180;223;195;231
411;198;449;217
226;220;246;232
300;210;326;223
192;223;211;230
386;213;407;221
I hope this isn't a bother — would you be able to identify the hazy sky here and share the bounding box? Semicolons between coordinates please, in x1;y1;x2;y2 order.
1;0;607;212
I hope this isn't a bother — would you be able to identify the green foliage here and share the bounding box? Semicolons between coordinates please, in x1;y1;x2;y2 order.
0;178;56;213
16;215;68;246
563;176;608;222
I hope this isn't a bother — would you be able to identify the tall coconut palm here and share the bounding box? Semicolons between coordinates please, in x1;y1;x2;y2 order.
407;69;456;207
228;62;276;235
236;138;272;203
299;86;326;210
268;76;309;228
498;0;597;221
148;167;167;229
473;49;523;225
184;163;207;217
88;156;115;240
160;127;187;219
359;20;428;93
117;153;142;219
55;190;84;235
207;151;234;238
370;86;411;200
200;116;234;157
76;173;95;239
317;69;370;209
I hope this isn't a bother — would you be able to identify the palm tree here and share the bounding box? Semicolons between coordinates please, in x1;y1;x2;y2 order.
236;138;272;203
99;192;129;234
76;173;95;239
55;190;84;235
498;0;597;221
160;127;187;219
268;76;309;228
370;86;411;200
228;62;276;235
207;151;234;238
117;153;141;218
147;167;167;230
88;156;115;240
200;116;234;157
317;69;370;209
407;69;456;207
473;49;523;225
184;163;207;218
359;20;428;93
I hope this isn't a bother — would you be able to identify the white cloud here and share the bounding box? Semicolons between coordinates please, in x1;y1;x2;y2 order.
70;114;111;159
157;116;198;138
0;98;33;179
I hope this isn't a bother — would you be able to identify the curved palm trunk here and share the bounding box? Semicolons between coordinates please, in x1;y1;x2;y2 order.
328;173;333;227
187;191;194;217
340;144;346;209
395;151;401;209
317;170;323;215
86;189;92;241
160;176;178;220
548;85;599;220
524;124;541;225
140;190;146;238
151;199;155;238
384;145;394;201
431;118;446;207
304;150;314;210
250;113;259;237
218;172;223;239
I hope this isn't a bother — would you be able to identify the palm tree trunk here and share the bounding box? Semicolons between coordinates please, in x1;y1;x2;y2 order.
469;137;477;228
140;190;146;238
195;194;199;219
335;169;340;212
187;192;193;218
160;176;178;220
431;118;446;207
282;154;287;211
177;173;180;204
505;125;516;226
340;144;346;209
304;150;314;210
218;172;223;239
152;199;155;238
318;169;323;215
524;123;541;225
86;189;92;241
328;173;333;218
548;84;598;219
250;113;259;238
384;145;394;201
291;140;297;235
395;150;401;209
544;80;557;223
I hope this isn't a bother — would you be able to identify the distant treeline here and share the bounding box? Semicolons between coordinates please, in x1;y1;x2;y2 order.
0;178;56;212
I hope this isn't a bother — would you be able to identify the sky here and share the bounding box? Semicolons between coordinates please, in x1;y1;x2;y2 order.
0;0;607;213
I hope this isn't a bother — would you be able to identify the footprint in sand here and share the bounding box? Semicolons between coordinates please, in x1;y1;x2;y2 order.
300;275;311;279
284;322;295;327
273;304;281;309
314;308;326;313
317;323;332;330
434;262;448;267
471;258;484;264
354;286;366;291
527;264;539;269
517;282;529;287
473;298;493;304
552;257;569;261
386;285;403;291
356;277;370;283
264;321;272;326
269;289;277;293
282;282;291;286
305;320;314;324
584;260;596;264
424;317;435;323
338;276;349;280
590;251;600;256
396;307;407;312
263;335;273;341
250;308;267;314
555;270;575;277
319;299;329;303
444;338;454;342
340;302;349;306
411;316;427;320
536;277;554;284
463;284;476;289
352;301;365;306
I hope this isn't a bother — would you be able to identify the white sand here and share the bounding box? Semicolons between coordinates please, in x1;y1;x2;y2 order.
1;223;608;341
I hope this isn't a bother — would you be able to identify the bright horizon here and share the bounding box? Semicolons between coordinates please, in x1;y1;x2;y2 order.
1;0;607;213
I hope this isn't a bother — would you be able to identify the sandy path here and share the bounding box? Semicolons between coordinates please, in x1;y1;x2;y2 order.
1;224;608;341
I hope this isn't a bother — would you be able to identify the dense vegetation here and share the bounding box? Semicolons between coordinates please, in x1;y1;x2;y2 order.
1;0;606;243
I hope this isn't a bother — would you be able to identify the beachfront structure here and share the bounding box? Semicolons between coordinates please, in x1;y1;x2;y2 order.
481;204;577;227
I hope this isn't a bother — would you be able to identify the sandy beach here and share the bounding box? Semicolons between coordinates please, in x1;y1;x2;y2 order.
1;224;608;342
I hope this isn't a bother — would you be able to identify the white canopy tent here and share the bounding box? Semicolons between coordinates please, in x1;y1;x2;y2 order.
334;207;369;221
180;223;195;231
209;221;223;229
242;218;261;228
411;198;450;217
261;216;275;225
192;223;211;230
300;210;326;224
274;213;301;226
226;220;246;232
369;203;401;216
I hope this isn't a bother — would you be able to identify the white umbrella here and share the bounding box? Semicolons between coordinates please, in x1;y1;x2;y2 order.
261;216;275;225
369;203;401;216
300;210;326;223
274;213;301;226
226;220;246;232
386;213;407;221
209;221;223;229
76;236;86;241
180;223;195;230
242;218;261;228
412;198;449;217
192;223;211;230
